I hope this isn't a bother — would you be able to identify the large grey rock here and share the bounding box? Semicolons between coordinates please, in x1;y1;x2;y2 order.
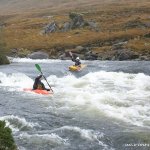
28;51;49;59
140;56;150;61
85;51;98;60
43;13;99;33
116;49;139;60
86;21;99;31
87;21;97;28
61;13;85;32
62;12;99;32
75;46;84;52
69;12;85;29
0;54;10;65
42;22;58;34
62;22;71;32
95;47;140;61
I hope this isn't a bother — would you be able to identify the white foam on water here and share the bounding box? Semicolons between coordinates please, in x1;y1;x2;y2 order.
0;115;39;132
56;126;112;149
18;146;26;150
0;72;33;89
9;57;63;63
18;132;68;146
60;126;103;141
1;70;150;128
46;71;150;128
8;57;87;64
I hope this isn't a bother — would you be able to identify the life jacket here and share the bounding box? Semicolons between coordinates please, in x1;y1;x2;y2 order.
75;59;81;66
37;83;44;90
33;77;45;90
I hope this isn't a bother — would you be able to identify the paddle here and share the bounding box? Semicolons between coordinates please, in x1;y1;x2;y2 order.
35;64;53;92
69;51;73;59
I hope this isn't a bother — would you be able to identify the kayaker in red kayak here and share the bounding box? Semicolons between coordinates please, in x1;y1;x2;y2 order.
33;75;50;91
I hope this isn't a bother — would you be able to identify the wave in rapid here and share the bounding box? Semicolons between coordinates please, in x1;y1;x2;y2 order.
0;71;150;127
59;126;113;149
18;132;68;146
51;71;150;127
0;115;39;132
9;57;63;63
0;72;33;89
58;126;105;144
16;126;113;150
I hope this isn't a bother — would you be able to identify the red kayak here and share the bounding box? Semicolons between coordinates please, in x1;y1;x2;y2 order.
23;88;53;95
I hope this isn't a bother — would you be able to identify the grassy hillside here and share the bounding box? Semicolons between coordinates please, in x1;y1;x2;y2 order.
0;0;150;59
0;0;110;15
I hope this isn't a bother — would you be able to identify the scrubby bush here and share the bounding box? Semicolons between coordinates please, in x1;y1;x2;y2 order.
0;121;17;150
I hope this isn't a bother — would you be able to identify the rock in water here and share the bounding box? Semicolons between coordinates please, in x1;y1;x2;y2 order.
0;54;10;65
28;51;49;59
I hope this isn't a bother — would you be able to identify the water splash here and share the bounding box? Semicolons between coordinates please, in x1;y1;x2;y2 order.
0;71;150;127
0;115;39;132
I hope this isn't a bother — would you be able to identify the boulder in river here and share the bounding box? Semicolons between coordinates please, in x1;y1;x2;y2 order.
28;51;49;59
0;54;10;65
116;49;139;60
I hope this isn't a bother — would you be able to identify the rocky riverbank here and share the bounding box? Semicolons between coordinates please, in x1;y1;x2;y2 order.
10;33;150;61
1;0;150;61
0;54;10;65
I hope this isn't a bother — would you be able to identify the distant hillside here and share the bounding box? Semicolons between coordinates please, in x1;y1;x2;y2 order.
0;0;105;15
0;0;150;60
0;0;144;15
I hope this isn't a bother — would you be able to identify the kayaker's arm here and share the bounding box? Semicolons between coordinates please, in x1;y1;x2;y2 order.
69;51;74;61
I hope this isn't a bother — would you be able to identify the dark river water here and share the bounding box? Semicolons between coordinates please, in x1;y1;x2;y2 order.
0;58;150;150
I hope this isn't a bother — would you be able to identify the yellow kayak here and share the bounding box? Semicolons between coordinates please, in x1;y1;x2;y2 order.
69;64;87;71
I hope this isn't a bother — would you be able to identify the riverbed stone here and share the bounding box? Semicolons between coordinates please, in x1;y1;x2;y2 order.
0;54;10;65
28;51;49;59
116;49;139;60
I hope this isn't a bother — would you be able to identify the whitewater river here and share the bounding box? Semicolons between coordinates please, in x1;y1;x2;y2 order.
0;58;150;150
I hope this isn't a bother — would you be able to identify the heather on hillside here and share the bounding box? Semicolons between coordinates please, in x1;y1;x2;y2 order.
0;0;150;60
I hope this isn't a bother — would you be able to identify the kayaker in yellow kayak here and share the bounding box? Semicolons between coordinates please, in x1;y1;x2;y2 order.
33;75;50;91
69;51;81;67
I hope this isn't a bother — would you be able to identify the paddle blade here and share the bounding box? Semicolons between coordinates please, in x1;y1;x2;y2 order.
35;64;41;72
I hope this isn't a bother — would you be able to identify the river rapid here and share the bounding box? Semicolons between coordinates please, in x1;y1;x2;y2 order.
0;58;150;150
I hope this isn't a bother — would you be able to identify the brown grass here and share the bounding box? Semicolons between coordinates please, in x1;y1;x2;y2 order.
1;0;150;54
126;38;150;54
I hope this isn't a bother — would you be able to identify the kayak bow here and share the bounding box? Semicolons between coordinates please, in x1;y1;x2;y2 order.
23;88;53;95
69;64;87;71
